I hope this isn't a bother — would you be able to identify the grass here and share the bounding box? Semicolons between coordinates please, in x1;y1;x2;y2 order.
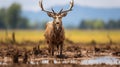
0;30;44;42
66;30;120;43
0;30;120;43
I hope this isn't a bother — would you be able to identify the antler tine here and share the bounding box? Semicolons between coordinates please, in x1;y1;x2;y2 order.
39;0;44;11
39;0;51;13
51;8;55;13
61;0;74;13
59;8;63;14
69;0;74;10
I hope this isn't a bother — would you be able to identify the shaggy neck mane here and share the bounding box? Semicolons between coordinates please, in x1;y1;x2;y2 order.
53;23;62;35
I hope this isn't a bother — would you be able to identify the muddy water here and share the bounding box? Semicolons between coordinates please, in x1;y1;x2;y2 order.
0;56;120;65
25;56;120;65
81;56;120;65
39;56;120;65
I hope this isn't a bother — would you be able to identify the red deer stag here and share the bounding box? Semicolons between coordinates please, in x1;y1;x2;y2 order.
39;0;74;56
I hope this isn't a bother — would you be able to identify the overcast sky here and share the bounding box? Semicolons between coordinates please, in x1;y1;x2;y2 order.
0;0;120;12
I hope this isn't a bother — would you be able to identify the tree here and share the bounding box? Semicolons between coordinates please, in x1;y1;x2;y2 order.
93;20;105;29
78;19;105;30
79;20;86;29
117;20;120;29
7;3;21;29
18;17;29;29
106;20;116;29
85;20;94;29
0;3;30;30
0;8;6;29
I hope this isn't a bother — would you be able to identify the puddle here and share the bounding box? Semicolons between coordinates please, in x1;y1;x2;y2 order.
41;60;49;64
38;56;120;65
0;56;120;65
81;56;120;65
39;56;120;65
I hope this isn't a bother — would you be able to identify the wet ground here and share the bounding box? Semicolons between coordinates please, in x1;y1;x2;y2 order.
0;64;119;67
27;56;120;65
0;41;120;66
0;56;120;65
0;56;120;67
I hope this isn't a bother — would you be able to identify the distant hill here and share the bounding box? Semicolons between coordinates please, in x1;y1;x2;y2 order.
22;5;120;27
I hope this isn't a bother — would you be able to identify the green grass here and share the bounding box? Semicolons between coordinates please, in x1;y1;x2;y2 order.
0;30;120;43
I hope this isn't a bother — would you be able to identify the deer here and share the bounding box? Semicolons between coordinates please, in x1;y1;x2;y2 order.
39;0;74;56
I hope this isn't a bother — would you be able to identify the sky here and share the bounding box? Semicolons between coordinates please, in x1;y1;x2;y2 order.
0;0;120;12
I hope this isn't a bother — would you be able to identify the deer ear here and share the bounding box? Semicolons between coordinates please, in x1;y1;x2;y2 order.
61;12;67;17
47;12;54;17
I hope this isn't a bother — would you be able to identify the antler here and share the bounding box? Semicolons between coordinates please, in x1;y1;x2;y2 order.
51;8;55;14
39;0;53;13
59;0;74;13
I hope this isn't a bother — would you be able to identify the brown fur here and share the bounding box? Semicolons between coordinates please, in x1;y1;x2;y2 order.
39;0;74;56
44;21;65;56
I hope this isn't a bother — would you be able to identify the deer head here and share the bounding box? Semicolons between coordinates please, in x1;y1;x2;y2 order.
39;0;74;30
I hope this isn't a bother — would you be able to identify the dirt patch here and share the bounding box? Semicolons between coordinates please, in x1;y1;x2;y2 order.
0;40;120;66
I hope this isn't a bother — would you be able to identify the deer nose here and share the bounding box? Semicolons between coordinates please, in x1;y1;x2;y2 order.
56;22;59;24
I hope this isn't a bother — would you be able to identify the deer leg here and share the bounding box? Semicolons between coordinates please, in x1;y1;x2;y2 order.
51;46;54;56
49;44;53;56
60;44;63;55
57;45;59;55
48;45;51;54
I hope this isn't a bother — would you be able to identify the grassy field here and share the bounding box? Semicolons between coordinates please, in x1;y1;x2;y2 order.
0;30;120;43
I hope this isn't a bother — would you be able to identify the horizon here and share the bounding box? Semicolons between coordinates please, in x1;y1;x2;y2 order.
0;0;120;28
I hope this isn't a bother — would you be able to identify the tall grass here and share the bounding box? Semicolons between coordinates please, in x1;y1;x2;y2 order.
66;30;120;43
0;30;120;43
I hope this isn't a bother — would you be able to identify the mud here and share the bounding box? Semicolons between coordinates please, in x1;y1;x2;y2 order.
0;41;120;66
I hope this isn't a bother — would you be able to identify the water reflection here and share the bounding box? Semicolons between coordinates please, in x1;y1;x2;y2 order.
40;59;79;64
81;56;120;65
0;56;120;65
38;56;120;65
33;56;120;65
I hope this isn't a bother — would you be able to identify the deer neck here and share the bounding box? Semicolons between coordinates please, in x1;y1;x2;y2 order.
53;23;62;35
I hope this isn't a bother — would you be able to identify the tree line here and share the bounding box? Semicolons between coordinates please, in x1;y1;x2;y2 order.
0;3;29;29
78;19;120;29
0;3;48;30
0;3;120;30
